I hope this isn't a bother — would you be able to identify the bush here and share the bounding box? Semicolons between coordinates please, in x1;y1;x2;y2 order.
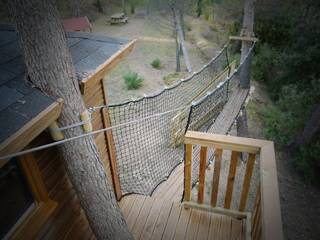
123;72;143;90
293;142;320;185
151;58;161;69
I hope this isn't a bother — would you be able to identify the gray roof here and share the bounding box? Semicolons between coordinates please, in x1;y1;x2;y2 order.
0;24;129;144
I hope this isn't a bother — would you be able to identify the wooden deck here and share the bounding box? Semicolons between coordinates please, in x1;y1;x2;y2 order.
119;164;247;240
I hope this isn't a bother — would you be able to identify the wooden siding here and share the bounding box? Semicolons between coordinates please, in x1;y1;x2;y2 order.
28;132;94;240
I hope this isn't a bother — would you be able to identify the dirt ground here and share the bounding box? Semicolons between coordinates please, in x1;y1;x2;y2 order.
92;11;208;104
247;81;320;240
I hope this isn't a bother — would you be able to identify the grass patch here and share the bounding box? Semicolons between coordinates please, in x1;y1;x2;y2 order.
123;72;144;90
151;58;161;69
163;72;187;86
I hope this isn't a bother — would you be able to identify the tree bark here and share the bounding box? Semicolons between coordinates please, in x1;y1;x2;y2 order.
7;1;132;239
172;7;181;72
197;0;202;17
69;0;81;17
173;8;192;72
96;0;104;13
239;0;254;89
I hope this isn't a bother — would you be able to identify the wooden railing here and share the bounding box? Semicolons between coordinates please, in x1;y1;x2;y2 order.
183;131;283;240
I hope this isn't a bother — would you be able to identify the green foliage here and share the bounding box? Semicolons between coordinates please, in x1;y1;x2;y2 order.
163;72;186;86
259;82;320;184
151;58;161;69
123;72;144;90
293;141;320;184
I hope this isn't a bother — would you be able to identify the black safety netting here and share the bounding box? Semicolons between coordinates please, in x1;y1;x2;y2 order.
108;46;229;195
185;44;255;187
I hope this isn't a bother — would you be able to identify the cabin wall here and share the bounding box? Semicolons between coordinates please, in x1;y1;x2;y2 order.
82;78;113;184
29;132;94;239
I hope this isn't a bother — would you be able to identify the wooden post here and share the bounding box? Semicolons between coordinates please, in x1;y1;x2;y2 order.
211;148;222;207
239;153;256;211
101;79;122;200
198;146;207;204
102;108;122;200
224;151;238;209
239;0;254;89
184;144;193;202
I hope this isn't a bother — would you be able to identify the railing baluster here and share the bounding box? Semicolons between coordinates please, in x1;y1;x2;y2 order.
211;148;223;207
224;151;238;209
198;146;208;204
184;144;193;202
239;153;256;211
252;185;261;239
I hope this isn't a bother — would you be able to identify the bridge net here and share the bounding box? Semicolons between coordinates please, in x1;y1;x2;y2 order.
186;44;254;187
108;46;229;195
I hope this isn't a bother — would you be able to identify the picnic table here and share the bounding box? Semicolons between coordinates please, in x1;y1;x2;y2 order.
109;13;128;25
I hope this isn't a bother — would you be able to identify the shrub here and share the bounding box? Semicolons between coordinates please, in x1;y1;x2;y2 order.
163;72;187;86
123;72;143;90
151;58;161;69
293;142;320;185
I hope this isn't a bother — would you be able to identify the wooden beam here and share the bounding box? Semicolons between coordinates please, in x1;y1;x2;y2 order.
102;108;122;200
229;35;258;42
80;39;136;95
260;142;283;240
0;98;63;164
185;131;270;154
182;201;249;219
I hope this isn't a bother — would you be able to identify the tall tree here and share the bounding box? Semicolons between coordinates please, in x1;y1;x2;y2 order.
7;0;132;239
239;0;254;89
69;0;82;17
237;0;254;144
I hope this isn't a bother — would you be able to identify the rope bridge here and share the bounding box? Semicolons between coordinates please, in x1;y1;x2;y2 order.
108;43;255;196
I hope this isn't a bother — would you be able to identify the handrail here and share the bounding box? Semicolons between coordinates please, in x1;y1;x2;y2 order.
183;131;283;240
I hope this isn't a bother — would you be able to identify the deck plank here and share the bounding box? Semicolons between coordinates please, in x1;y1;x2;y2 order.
131;197;155;239
140;198;165;240
127;196;146;230
162;202;182;240
173;207;192;240
196;211;211;240
185;209;201;240
151;201;174;240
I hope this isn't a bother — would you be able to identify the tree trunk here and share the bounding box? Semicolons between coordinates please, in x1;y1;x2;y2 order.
96;0;104;13
122;0;127;14
237;108;249;161
239;0;254;89
197;0;202;17
172;7;181;72
8;1;132;239
173;8;192;72
291;104;320;148
69;0;81;17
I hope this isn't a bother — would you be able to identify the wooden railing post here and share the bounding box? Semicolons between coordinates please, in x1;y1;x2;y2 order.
239;153;256;211
224;151;238;209
198;146;207;204
211;148;223;207
184;144;193;202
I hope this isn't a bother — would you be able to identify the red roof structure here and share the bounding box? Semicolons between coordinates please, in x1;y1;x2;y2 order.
63;16;92;32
